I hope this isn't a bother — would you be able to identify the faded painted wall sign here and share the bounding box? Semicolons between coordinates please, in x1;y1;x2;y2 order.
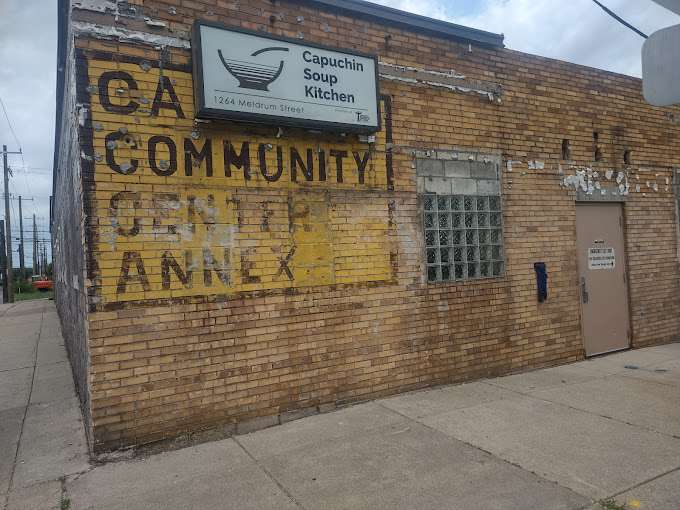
80;53;395;310
588;247;615;270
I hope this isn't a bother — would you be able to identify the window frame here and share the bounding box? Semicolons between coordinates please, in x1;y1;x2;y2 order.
424;193;505;283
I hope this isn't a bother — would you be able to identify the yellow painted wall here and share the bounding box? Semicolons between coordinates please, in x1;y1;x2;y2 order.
87;59;396;307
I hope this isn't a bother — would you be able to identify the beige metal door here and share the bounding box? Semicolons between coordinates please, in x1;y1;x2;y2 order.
575;203;630;356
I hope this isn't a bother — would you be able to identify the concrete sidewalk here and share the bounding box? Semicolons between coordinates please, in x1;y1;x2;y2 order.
0;300;89;510
1;300;679;510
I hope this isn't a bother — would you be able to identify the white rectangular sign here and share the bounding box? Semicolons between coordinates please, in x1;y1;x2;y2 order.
192;21;381;132
588;247;615;270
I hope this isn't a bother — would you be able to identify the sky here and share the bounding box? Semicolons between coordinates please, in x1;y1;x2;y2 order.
0;0;57;270
0;0;679;270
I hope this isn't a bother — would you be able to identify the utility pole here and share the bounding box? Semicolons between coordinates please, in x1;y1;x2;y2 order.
42;241;47;274
0;220;7;303
3;145;13;302
33;214;37;274
3;145;22;302
19;196;24;280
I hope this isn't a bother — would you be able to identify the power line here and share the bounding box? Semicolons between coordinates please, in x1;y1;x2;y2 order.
8;180;24;225
0;96;22;148
15;170;52;175
0;195;32;201
21;167;36;216
590;0;648;39
0;96;38;216
2;193;48;200
4;184;49;270
9;198;17;228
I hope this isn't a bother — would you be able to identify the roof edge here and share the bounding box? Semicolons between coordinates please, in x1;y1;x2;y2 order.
305;0;504;47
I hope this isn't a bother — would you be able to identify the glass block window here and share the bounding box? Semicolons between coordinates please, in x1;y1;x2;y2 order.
425;194;504;282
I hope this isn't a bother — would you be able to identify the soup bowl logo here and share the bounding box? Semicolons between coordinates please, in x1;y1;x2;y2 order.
218;47;289;91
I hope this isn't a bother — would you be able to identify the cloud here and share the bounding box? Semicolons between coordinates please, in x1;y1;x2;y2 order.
456;0;680;77
369;0;680;77
369;0;456;19
0;0;56;264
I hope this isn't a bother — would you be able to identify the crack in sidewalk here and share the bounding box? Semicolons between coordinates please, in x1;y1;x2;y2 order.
2;305;44;510
233;437;307;510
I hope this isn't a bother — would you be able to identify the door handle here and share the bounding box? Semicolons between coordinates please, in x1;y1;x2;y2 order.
581;277;588;303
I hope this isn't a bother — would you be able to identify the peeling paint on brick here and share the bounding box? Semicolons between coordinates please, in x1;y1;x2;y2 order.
72;0;118;13
72;21;189;49
379;62;499;101
145;20;167;28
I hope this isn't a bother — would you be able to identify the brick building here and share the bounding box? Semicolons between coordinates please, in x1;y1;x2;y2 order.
52;0;680;452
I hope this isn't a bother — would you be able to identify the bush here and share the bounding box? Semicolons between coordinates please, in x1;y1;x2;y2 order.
15;280;35;294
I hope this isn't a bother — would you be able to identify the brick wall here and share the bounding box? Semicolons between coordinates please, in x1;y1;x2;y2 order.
53;5;92;441
56;0;680;451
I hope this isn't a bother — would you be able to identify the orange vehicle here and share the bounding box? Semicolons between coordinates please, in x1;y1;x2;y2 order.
29;274;52;291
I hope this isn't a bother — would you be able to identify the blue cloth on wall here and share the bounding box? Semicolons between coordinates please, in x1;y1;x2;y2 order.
534;262;547;302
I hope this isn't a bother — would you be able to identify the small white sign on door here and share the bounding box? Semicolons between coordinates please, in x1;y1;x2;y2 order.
588;247;615;270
